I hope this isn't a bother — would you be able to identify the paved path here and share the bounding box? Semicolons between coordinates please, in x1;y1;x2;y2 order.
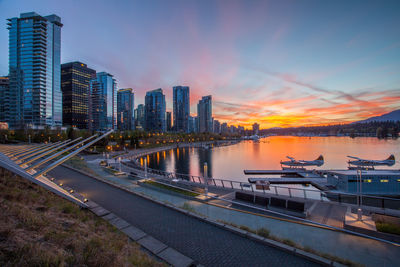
49;165;319;267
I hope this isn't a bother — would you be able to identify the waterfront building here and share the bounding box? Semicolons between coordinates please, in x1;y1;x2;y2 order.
61;62;96;129
0;77;9;123
253;123;260;135
213;119;221;134
135;104;145;130
188;116;196;133
221;122;228;134
7;12;63;129
117;88;135;131
144;88;166;132
197;95;212;133
166;111;172;131
173;86;190;132
89;72;117;131
238;125;245;135
327;170;400;195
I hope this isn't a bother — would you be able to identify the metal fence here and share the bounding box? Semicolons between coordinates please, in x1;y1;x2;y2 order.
123;159;400;209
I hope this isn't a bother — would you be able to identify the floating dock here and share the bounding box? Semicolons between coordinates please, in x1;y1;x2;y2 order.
244;169;323;178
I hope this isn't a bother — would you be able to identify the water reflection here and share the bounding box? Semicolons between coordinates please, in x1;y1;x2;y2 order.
145;136;400;183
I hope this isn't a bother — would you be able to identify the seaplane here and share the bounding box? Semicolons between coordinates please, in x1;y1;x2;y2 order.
280;155;324;169
347;155;396;170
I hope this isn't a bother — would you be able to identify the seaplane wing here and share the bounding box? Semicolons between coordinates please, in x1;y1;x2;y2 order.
287;156;296;161
347;155;396;167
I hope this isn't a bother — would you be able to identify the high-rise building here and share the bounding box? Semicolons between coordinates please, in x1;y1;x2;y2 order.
253;122;260;135
221;122;228;134
197;95;212;133
61;62;96;129
117;88;135;131
89;72;117;131
213;119;221;134
145;88;166;132
173;86;190;132
188;116;196;133
7;12;63;129
135;104;145;130
166;111;172;131
0;77;9;123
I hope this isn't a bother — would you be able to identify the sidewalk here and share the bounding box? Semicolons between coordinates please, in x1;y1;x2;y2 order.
83;158;400;267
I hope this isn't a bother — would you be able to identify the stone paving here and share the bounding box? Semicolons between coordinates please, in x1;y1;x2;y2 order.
50;165;319;267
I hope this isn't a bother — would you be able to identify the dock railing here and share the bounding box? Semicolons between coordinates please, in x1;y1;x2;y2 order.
124;159;400;209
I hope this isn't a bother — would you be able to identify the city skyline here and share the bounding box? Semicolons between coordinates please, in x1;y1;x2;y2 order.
0;0;399;128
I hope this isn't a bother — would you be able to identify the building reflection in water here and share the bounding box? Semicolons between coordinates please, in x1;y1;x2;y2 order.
198;148;212;178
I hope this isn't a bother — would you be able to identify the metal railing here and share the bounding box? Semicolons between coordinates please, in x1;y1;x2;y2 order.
123;160;400;209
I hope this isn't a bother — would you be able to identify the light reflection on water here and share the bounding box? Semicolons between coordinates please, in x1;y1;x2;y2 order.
146;136;400;183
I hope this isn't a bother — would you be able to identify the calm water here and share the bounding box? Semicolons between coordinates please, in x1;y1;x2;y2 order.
145;136;400;183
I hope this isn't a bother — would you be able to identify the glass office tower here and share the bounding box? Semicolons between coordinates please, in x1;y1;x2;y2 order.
0;77;9;123
135;104;145;130
7;12;63;129
145;88;166;132
173;86;190;132
197;95;212;133
117;88;135;131
61;62;96;129
90;72;117;131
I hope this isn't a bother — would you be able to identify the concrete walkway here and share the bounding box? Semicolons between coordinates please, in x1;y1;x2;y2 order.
81;159;400;267
49;165;318;267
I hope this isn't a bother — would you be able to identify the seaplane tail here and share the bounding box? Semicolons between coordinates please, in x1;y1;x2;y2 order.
313;155;324;166
385;154;395;166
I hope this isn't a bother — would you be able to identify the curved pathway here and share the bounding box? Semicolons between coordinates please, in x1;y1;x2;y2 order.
49;165;319;267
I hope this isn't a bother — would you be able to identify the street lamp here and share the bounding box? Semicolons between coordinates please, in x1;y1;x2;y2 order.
204;162;208;197
357;169;363;221
28;134;31;144
144;157;148;179
118;157;122;172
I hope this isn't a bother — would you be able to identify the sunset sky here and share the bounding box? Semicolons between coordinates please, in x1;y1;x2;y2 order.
1;0;399;128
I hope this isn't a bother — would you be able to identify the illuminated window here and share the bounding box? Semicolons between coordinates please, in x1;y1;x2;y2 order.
363;179;372;183
380;179;389;183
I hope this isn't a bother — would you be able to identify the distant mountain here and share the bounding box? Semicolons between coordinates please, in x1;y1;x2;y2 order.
356;109;400;124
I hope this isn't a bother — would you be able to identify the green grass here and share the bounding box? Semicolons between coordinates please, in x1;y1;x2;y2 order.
0;171;165;267
144;180;199;197
64;156;100;177
376;221;400;235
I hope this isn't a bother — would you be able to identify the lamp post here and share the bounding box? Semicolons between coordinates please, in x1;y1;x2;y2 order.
28;134;31;144
48;136;51;143
357;169;363;221
118;157;122;172
144;157;148;179
204;162;208;197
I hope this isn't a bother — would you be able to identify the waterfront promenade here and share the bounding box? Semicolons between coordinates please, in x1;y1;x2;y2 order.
81;154;400;266
49;165;319;266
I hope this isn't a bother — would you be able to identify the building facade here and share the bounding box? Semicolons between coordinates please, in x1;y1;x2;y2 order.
173;86;190;132
197;95;212;133
61;62;96;129
7;12;63;129
144;88;166;132
213;119;221;134
253;123;260;135
0;77;9;123
89;72;117;131
166;111;172;131
135;104;145;130
117;88;135;131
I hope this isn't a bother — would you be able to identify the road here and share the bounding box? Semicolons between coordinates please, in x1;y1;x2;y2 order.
49;166;320;266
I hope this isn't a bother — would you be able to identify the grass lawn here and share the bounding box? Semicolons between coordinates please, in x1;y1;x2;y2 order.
0;171;164;266
144;180;199;197
376;221;400;236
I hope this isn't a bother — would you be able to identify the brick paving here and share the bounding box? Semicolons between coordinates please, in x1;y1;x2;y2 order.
50;165;320;267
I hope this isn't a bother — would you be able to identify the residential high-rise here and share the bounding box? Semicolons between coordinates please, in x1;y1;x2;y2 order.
0;77;9;123
7;12;63;129
253;122;260;135
188;116;196;133
221;122;228;134
135;104;145;130
213;119;221;134
117;88;135;131
89;72;117;131
197;95;212;133
173;86;190;132
145;88;166;132
61;62;96;129
166;112;172;131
